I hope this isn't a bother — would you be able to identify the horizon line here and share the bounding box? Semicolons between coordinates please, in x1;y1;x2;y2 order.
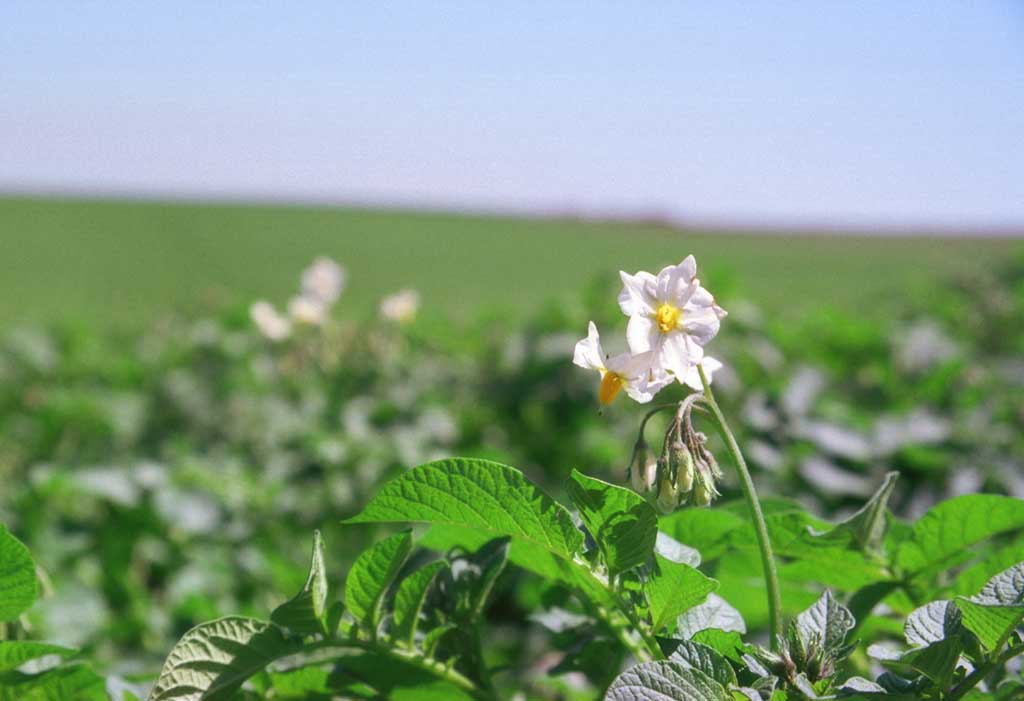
2;184;1022;241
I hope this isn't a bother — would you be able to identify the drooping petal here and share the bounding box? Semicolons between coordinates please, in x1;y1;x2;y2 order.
680;307;722;346
657;330;702;378
685;284;715;308
626;314;659;354
682;356;723;391
572;321;607;371
625;366;674;402
617;270;658;317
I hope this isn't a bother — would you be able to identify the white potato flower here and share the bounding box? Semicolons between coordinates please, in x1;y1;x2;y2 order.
288;295;328;326
682;357;723;391
618;255;727;380
301;257;345;305
250;301;291;341
573;322;670;405
380;289;420;324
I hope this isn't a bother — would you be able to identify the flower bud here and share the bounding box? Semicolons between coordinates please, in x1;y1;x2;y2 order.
628;441;658;496
670;439;695;493
654;459;679;514
692;479;713;507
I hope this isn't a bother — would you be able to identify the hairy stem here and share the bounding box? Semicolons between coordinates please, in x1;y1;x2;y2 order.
697;363;783;649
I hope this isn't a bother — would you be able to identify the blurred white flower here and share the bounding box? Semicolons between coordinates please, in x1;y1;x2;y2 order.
288;295;328;326
301;257;345;305
682;357;723;391
380;289;420;323
249;301;291;341
573;322;669;405
618;255;727;380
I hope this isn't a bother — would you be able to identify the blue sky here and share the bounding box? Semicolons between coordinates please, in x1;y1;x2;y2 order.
2;1;1023;230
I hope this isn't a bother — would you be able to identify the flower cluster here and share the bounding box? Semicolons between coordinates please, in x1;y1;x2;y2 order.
573;255;727;405
250;257;346;340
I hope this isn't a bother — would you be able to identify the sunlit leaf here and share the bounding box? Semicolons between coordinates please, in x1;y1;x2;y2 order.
0;525;37;622
345;530;413;635
271;530;328;636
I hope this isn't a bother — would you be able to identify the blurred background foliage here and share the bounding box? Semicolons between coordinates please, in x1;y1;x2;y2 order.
0;205;1020;683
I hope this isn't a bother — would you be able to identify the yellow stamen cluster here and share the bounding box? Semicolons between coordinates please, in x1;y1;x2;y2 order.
655;303;681;333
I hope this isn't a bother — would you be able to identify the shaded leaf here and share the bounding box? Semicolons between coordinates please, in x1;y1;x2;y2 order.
605;661;731;701
344;530;413;635
392;560;448;647
0;641;76;672
955;562;1024;651
568;469;658;576
809;472;898;558
149;617;303;701
646;556;717;634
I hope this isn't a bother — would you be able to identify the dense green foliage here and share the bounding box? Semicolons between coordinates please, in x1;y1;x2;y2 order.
0;239;1021;700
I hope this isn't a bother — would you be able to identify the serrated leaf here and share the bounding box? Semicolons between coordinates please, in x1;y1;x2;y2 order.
345;530;413;636
955;562;1024;651
149;617;303;701
896;496;1024;576
0;641;76;672
676;593;746;639
664;639;737;687
346;458;582;558
392;560;448;647
796;590;855;654
568;469;658;577
904;600;960;647
646;555;718;634
0;525;37;622
605;661;732;701
271;530;328;636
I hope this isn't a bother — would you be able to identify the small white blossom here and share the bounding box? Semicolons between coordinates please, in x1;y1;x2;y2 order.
288;295;328;326
301;257;345;305
573;322;669;405
250;301;291;341
380;289;420;324
682;357;723;391
618;255;726;380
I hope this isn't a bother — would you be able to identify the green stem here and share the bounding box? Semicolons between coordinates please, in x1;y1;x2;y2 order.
307;638;495;701
947;642;1024;701
697;363;783;650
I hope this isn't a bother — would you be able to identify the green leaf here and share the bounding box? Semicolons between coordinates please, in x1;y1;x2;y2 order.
271;530;328;636
344;530;413;636
0;641;76;672
392;560;448;648
659;508;746;562
567;469;657;577
0;663;107;701
149;616;304;701
676;593;746;639
795;590;855;654
955;562;1024;651
0;525;37;622
809;472;898;558
346;458;583;562
663;639;737;687
605;661;732;701
689;629;752;665
901;639;962;687
460;537;510;620
645;555;718;634
896;496;1024;576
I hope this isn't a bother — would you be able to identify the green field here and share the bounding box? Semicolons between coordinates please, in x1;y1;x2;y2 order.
1;195;1019;328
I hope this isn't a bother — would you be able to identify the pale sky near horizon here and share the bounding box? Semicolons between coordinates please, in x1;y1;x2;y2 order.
2;2;1023;231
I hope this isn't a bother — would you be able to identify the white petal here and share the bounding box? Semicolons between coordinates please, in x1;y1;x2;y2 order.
618;270;658;317
572;321;606;371
657;331;701;378
677;255;697;282
607;350;654;380
626;314;658;354
686;284;715;308
680;307;721;345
